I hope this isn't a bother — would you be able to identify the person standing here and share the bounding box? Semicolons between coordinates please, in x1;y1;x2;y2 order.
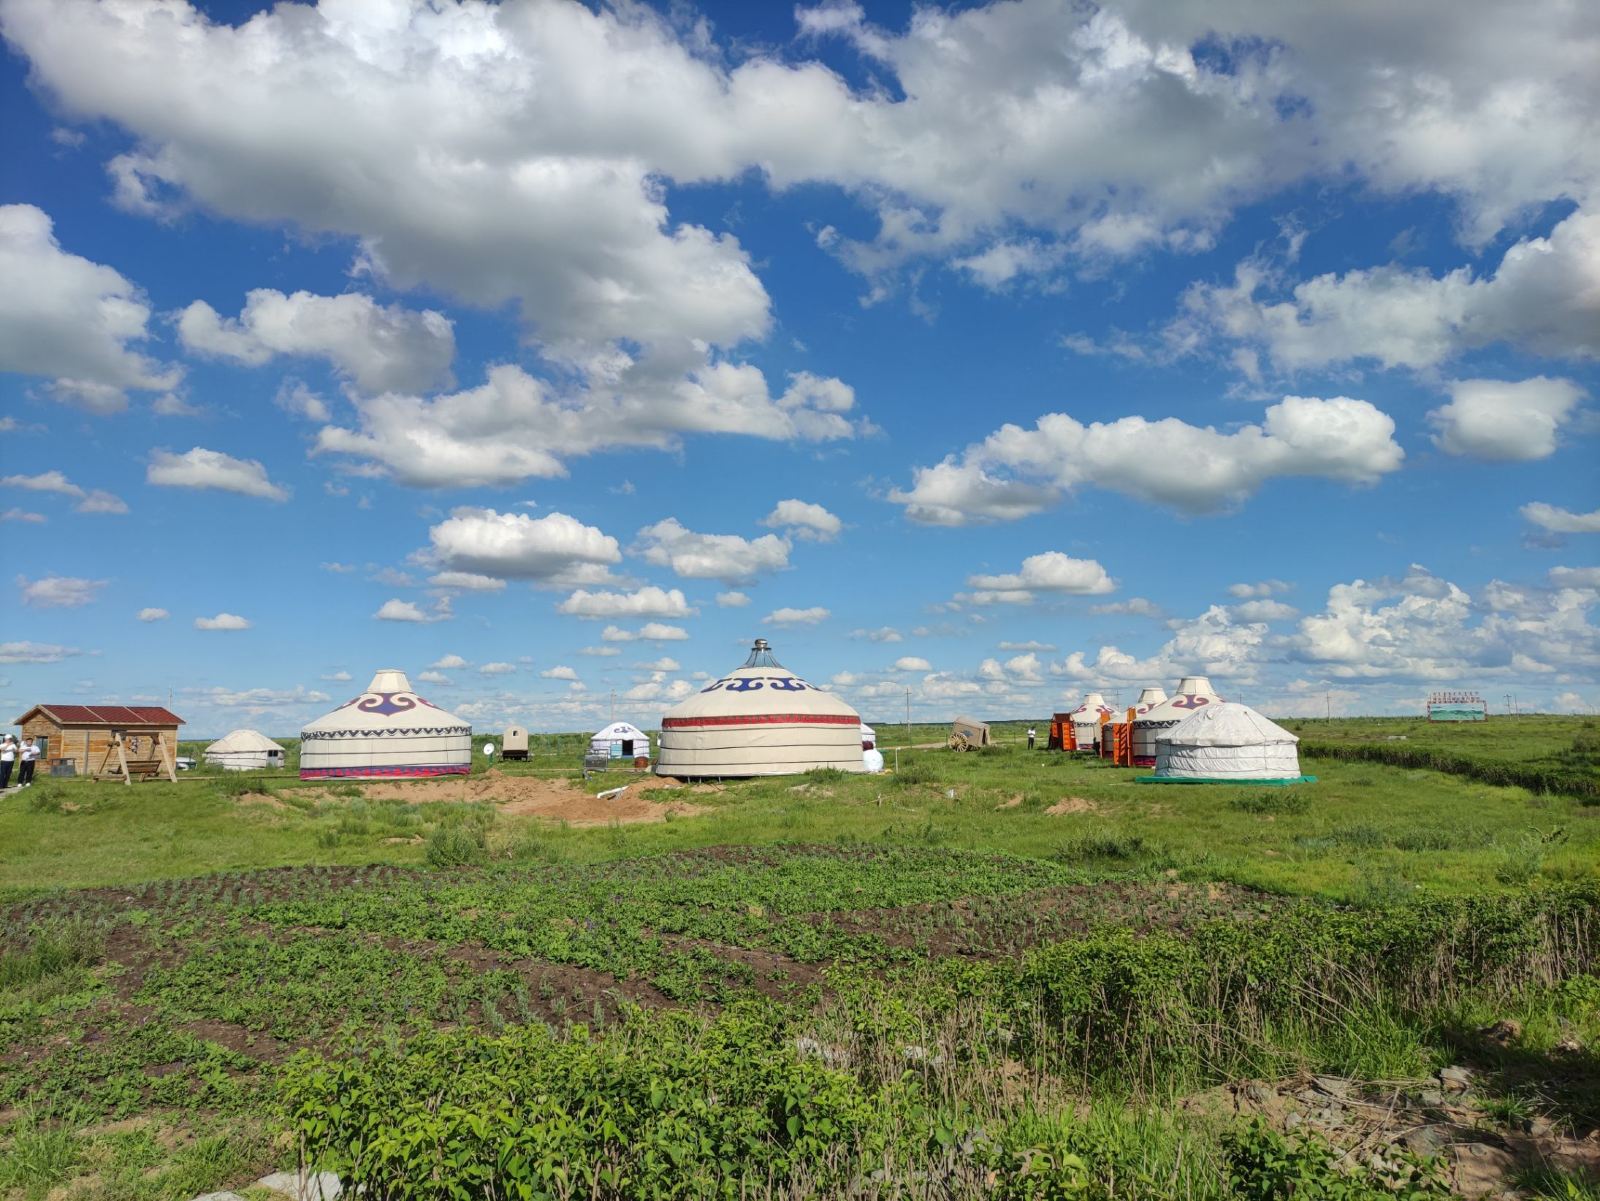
17;736;39;787
0;736;15;789
1026;726;1037;750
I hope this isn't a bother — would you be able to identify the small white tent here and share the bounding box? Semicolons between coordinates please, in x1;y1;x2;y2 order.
1150;702;1303;781
1068;693;1114;751
204;728;285;771
859;723;876;750
590;721;650;759
299;669;472;779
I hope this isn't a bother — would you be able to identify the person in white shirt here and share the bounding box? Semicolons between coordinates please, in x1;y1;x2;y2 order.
0;736;15;789
1027;726;1037;750
17;736;39;787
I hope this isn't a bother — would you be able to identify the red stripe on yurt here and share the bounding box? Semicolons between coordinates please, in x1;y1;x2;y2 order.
299;765;470;779
661;713;860;728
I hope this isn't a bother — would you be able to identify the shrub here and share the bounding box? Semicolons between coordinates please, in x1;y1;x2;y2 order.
893;759;937;786
425;822;488;868
1224;1117;1449;1199
1053;833;1164;864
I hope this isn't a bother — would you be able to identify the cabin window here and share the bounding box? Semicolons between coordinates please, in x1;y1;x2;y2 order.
35;735;48;757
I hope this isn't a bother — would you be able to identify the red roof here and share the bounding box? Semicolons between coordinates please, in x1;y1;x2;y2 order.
18;704;184;727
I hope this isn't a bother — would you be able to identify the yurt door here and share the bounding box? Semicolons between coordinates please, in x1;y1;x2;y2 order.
621;739;634;756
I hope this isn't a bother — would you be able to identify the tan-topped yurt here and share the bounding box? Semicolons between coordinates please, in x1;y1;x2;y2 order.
1151;702;1303;781
655;639;863;778
1068;692;1115;752
1131;676;1221;766
299;668;472;779
204;728;285;771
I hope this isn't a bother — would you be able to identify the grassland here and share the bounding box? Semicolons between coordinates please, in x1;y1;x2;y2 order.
2;716;1597;1199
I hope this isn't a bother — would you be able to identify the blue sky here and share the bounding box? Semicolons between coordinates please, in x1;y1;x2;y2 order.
2;0;1596;737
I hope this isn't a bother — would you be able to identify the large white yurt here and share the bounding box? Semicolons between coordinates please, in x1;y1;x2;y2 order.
299;669;472;779
1068;693;1115;751
204;729;285;771
1131;676;1221;766
1149;702;1304;782
590;721;650;760
655;639;864;778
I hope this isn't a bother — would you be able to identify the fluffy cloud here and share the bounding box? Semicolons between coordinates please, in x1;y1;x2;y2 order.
963;552;1115;604
0;204;180;411
1231;599;1299;622
147;448;289;501
374;599;431;623
766;606;829;626
1522;503;1600;534
636;518;790;585
892;656;932;671
424;508;620;582
137;607;168;622
312;365;864;489
427;572;506;592
1090;597;1163;618
2;470;129;514
600;622;690;642
997;640;1056;652
637;657;680;672
1228;579;1291;599
2;509;45;523
893;397;1402;523
194;613;250;630
762;499;842;541
557;586;695;620
1551;566;1600;588
1428;377;1587;461
18;574;104;608
1290;565;1599;680
1179;211;1600;375
479;661;516;676
851;627;903;643
540;665;579;681
430;654;469;670
716;591;751;608
178;289;455;393
7;0;1598;314
0;640;85;663
416;670;450;685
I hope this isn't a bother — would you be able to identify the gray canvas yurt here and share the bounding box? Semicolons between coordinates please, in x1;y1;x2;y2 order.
204;728;285;771
655;640;863;778
1147;702;1307;783
590;721;650;760
299;668;472;779
1131;677;1220;766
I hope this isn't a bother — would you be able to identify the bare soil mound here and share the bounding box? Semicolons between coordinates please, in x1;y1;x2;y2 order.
355;770;708;826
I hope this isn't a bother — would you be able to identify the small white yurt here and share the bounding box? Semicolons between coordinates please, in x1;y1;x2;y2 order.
590;721;650;760
1068;693;1115;752
655;639;864;778
299;669;472;779
1131;676;1221;766
860;723;876;750
1097;713;1124;760
1149;702;1304;782
204;729;285;771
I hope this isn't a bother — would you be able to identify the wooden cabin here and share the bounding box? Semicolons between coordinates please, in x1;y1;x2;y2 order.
12;704;185;782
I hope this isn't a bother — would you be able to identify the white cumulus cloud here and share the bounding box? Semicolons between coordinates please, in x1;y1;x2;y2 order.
19;574;105;608
0;203;180;411
963;552;1114;604
762;498;842;541
178;288;455;393
137;607;168;622
766;606;829;626
636;518;790;585
195;612;250;630
147;448;289;501
1429;377;1587;461
557;586;695;620
892;396;1402;524
424;508;620;582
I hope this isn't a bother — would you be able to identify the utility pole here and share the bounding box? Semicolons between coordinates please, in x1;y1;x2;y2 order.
905;686;911;744
610;689;615;721
1325;691;1331;721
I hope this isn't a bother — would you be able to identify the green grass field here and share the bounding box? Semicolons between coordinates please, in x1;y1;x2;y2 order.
2;716;1597;1199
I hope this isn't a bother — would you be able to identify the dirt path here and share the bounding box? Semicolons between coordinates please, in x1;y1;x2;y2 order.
352;771;710;827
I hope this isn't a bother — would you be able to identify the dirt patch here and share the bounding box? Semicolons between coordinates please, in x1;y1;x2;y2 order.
237;791;290;811
1045;797;1097;815
354;771;710;827
995;794;1024;810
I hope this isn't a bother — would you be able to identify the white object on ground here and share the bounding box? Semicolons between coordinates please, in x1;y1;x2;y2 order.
863;748;885;772
253;1169;345;1199
596;785;628;801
